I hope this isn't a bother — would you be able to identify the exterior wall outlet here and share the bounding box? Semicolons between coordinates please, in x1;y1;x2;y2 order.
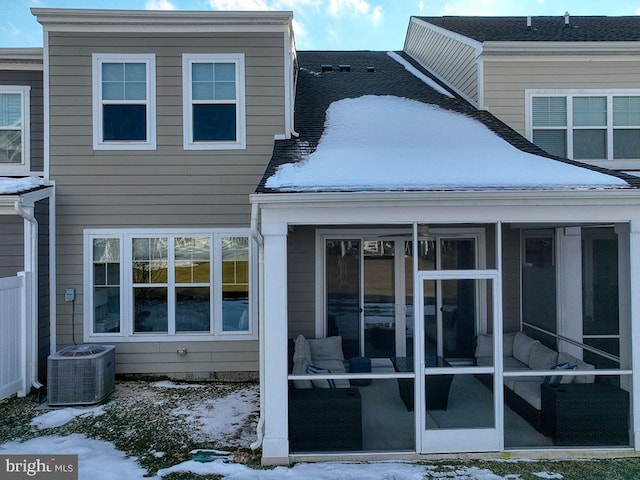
64;288;75;302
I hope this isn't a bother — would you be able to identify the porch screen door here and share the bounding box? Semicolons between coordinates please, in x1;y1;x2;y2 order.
418;270;502;453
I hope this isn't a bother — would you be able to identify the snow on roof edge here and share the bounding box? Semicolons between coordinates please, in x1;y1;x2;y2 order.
386;51;453;98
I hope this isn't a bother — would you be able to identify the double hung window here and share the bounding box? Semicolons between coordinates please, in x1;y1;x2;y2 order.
182;53;246;150
86;230;253;340
528;91;640;162
92;54;156;150
0;86;30;171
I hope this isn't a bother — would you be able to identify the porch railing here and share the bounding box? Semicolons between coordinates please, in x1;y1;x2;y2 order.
0;272;29;400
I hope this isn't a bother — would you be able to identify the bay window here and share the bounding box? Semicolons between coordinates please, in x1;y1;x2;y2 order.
85;229;254;340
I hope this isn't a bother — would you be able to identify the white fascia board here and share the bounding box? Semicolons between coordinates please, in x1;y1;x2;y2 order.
0;48;43;71
482;40;640;58
251;189;640;209
409;17;483;57
0;187;53;213
32;8;293;30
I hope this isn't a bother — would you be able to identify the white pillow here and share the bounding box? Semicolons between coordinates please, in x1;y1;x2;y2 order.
308;336;345;362
474;332;518;358
291;357;312;389
528;341;558;371
293;334;312;364
513;332;539;365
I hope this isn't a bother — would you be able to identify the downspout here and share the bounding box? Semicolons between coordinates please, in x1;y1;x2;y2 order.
250;201;266;450
14;199;43;391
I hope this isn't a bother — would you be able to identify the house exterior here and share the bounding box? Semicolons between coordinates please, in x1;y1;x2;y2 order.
32;8;296;380
0;48;53;399
12;7;640;464
403;15;640;172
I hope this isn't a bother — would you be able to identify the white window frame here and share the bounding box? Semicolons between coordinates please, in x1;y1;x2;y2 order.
92;53;156;151
526;89;640;168
0;85;30;173
83;228;256;342
182;53;246;150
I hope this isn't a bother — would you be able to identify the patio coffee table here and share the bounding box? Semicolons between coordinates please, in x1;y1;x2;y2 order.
392;357;454;411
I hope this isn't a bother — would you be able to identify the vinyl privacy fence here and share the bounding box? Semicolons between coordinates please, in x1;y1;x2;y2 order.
0;273;28;400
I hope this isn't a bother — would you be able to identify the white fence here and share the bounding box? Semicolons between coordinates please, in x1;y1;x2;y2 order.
0;272;29;400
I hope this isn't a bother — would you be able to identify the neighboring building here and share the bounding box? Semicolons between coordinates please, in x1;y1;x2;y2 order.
32;8;296;380
0;48;53;399
403;15;640;172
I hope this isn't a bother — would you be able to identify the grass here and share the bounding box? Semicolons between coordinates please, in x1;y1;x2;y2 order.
2;381;640;479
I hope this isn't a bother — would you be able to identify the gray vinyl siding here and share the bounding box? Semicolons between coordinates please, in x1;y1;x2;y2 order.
0;70;44;173
483;59;640;137
48;31;287;376
35;198;50;382
0;216;24;277
287;226;316;339
404;19;479;104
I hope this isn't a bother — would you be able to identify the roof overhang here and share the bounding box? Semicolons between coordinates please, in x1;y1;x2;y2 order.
0;185;53;215
251;189;640;228
32;8;294;34
0;48;43;71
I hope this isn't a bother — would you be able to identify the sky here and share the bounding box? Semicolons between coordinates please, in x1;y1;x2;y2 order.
2;0;640;51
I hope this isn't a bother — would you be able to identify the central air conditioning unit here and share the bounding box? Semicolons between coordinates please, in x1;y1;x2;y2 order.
47;344;116;406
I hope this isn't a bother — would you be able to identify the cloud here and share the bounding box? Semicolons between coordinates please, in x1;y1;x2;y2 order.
145;0;176;9
292;18;307;39
326;0;383;24
418;1;424;12
207;0;270;9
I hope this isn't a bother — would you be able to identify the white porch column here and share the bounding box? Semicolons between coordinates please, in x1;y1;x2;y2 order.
260;220;290;465
557;226;583;357
629;220;640;450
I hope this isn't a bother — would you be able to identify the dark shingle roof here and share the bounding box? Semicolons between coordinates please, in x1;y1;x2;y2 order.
416;16;640;43
256;50;639;193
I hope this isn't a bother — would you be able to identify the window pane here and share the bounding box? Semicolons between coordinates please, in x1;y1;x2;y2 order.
102;82;124;101
176;287;210;332
214;63;235;82
614;129;640;159
192;82;214;101
175;237;210;283
132;238;168;284
532;97;566;127
533;129;566;158
574;129;607;159
0;130;22;164
192;63;213;82
134;287;168;332
94;287;120;333
215;82;236;101
102;63;124;82
193;104;236;142
124;81;146;101
103;104;146;141
125;63;146;82
222;237;249;332
93;238;120;263
613;96;640;126
0;93;22;127
573;97;607;126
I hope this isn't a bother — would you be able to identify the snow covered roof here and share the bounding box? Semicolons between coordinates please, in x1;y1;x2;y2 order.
0;176;47;195
260;51;632;194
266;95;626;192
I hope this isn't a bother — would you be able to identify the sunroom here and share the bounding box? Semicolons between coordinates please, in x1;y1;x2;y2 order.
251;88;640;464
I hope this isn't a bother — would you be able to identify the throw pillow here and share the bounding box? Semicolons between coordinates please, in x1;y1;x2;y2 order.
513;332;539;365
543;362;577;384
306;364;337;389
308;336;345;362
528;341;558;371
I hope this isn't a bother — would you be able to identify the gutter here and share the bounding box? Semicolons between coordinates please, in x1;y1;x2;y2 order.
250;202;265;450
14;199;44;391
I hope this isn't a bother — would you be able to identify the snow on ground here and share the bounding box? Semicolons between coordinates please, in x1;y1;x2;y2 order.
533;473;563;479
0;176;46;194
174;383;259;445
0;434;150;480
266;95;627;191
151;380;205;389
30;406;106;430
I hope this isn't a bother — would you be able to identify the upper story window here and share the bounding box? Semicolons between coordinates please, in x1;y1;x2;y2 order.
85;229;255;342
182;53;246;150
92;54;156;150
0;86;30;172
527;91;640;164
